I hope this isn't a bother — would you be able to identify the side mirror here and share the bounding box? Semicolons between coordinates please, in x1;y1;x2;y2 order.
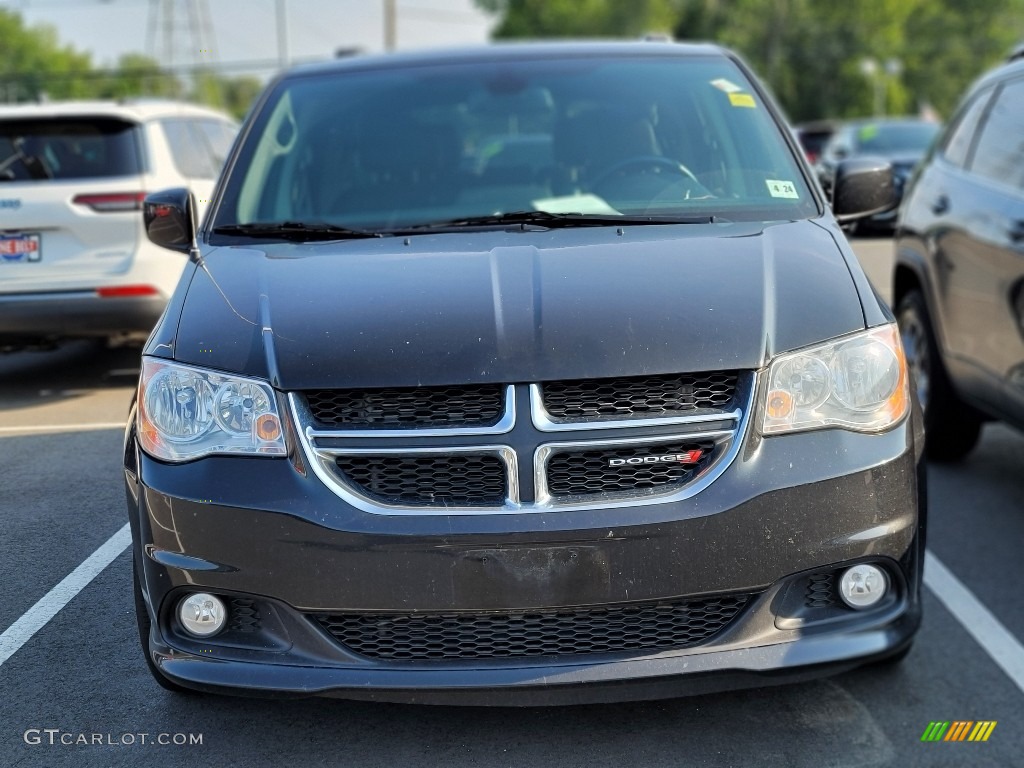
143;188;196;253
832;157;896;224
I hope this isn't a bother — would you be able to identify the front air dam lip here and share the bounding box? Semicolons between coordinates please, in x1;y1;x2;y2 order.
146;607;919;705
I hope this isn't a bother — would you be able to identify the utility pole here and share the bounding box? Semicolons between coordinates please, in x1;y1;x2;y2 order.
384;0;396;51
147;0;218;99
276;0;289;68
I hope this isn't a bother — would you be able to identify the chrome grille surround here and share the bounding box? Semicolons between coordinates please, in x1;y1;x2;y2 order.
289;374;754;516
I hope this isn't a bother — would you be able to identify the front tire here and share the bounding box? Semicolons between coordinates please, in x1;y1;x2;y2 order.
896;290;981;461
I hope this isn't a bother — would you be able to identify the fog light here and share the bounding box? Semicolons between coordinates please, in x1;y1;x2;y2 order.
178;593;227;637
839;564;888;609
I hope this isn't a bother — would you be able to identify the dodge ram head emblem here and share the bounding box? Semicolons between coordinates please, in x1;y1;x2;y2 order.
608;450;704;467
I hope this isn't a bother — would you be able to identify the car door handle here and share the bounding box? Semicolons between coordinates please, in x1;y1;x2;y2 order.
1009;219;1024;243
930;195;950;215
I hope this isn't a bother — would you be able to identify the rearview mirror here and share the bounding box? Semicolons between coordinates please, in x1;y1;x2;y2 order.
143;188;196;254
832;158;895;224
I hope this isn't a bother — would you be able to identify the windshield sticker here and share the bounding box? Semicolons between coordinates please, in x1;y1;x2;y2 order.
532;194;621;215
728;93;757;108
858;124;880;141
766;179;800;199
710;78;743;93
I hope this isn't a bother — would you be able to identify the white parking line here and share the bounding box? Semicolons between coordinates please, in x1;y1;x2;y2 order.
0;422;126;435
925;550;1024;695
0;524;130;670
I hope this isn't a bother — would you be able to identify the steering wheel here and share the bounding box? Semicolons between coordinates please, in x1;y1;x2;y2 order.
590;155;702;194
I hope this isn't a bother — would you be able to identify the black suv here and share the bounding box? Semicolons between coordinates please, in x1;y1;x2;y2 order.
896;51;1024;461
125;42;923;704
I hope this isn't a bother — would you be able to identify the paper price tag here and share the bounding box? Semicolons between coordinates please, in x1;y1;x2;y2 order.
766;179;799;199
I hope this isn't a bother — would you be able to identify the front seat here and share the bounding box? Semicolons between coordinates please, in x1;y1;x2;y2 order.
552;107;661;193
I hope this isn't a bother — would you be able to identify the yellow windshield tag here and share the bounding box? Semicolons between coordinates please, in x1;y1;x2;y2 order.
729;93;756;108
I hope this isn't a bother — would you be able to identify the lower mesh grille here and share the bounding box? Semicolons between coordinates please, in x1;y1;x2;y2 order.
334;454;507;506
311;595;750;661
804;574;838;608
546;440;716;498
227;598;261;633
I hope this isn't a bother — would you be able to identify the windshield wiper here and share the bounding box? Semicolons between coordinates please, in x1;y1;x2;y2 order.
212;221;388;241
391;210;715;232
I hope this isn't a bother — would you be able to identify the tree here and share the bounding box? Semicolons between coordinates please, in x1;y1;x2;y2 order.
477;0;680;38
216;75;264;121
900;0;1023;118
0;8;93;102
96;53;184;100
192;71;264;120
0;9;261;120
476;0;1024;121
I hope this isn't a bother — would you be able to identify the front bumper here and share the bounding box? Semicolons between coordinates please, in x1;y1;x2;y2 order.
125;413;924;704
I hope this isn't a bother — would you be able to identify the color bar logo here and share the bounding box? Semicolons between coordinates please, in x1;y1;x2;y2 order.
921;721;997;742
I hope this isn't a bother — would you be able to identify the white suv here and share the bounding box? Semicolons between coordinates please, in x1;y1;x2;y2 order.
0;100;236;348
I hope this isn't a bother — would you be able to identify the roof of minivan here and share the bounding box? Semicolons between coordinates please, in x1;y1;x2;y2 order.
285;40;730;79
0;99;234;122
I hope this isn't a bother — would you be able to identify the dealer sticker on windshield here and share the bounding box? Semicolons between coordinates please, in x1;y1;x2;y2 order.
710;78;743;93
728;93;757;108
766;179;800;199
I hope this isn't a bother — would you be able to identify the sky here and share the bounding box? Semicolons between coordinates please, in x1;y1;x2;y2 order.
2;0;498;76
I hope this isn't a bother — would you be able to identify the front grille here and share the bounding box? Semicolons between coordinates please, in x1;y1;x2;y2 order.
335;454;507;507
542;372;738;421
545;440;716;498
312;594;750;661
304;384;504;429
804;574;838;608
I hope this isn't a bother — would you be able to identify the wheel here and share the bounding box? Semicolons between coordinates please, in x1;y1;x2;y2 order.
896;290;982;461
133;554;194;694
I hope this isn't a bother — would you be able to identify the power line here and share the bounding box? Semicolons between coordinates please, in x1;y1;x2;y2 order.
0;54;326;83
6;0;493;27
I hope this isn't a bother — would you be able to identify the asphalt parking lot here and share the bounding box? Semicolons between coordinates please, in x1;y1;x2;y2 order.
1;238;1023;768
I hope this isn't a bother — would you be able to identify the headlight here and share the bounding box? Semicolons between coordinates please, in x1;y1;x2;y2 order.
137;359;287;462
761;324;909;435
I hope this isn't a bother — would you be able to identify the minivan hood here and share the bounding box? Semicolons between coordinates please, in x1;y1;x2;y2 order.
173;220;865;389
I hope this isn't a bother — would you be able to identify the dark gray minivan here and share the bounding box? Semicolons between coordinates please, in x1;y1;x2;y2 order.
124;41;923;704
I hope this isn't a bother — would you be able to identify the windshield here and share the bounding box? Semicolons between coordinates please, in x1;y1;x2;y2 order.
214;54;817;234
853;122;939;154
0;118;140;181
